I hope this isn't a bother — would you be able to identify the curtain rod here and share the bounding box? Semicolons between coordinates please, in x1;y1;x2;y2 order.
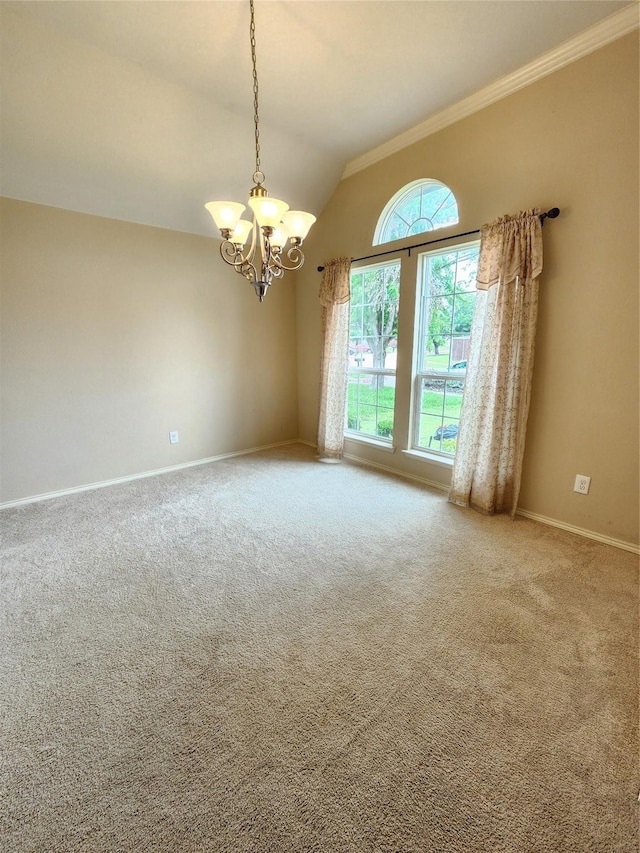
317;207;560;272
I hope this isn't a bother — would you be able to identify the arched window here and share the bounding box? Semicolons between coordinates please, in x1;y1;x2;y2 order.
373;179;459;246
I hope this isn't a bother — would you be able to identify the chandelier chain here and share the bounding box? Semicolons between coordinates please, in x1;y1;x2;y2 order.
249;0;262;182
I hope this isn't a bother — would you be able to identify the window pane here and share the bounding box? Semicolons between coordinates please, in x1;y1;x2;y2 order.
429;189;458;230
452;292;475;336
358;404;377;436
416;378;460;455
396;190;421;225
376;375;395;438
421;378;445;417
364;336;383;369
362;301;378;320
424;292;454;366
454;249;479;291
351;272;364;305
413;241;479;456
419;416;460;454
349;340;371;367
384;213;408;243
375;375;396;408
346;371;395;441
356;264;400;371
444;379;464;420
376;412;394;438
422;336;451;372
426;253;456;295
346;260;399;443
449;339;469;371
374;179;459;246
349;305;363;341
417;413;444;448
408;217;434;236
385;339;398;370
363;268;381;290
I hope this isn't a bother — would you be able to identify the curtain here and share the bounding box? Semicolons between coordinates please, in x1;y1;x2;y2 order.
449;209;543;517
317;257;351;461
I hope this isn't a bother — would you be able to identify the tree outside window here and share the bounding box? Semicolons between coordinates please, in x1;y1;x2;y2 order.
347;261;400;440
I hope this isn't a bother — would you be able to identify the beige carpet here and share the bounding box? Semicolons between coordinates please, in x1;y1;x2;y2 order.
1;443;638;852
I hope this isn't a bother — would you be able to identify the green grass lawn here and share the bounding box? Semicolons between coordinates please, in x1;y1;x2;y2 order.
423;352;450;371
347;380;462;451
416;389;462;453
347;383;395;437
347;346;465;452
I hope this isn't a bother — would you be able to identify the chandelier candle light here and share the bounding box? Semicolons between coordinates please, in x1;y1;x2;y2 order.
205;0;316;302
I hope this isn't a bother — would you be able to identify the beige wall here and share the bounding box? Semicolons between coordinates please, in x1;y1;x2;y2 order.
296;34;639;547
0;199;298;502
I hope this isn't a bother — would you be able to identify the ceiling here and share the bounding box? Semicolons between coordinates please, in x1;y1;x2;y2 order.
0;1;635;236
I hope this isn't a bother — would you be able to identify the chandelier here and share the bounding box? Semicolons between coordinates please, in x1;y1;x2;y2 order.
205;0;316;302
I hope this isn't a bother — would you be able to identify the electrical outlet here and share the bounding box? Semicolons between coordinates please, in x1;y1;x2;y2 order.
573;474;590;494
169;431;179;444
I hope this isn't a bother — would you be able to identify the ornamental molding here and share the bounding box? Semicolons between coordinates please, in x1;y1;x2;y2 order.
342;5;639;180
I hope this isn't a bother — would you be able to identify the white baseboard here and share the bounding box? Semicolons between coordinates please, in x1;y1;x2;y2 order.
342;451;449;494
4;439;638;556
301;437;448;491
0;439;300;510
515;509;639;555
340;448;639;555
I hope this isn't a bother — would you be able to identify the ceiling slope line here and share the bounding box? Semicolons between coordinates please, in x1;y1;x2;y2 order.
342;3;639;180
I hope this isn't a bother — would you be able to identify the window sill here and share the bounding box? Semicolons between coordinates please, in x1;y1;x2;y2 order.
401;448;454;469
344;434;396;454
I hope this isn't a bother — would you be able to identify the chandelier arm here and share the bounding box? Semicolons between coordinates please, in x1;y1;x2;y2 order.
242;216;259;263
260;236;277;281
261;234;302;277
239;259;261;283
220;216;259;268
268;244;305;273
266;264;285;281
219;240;260;284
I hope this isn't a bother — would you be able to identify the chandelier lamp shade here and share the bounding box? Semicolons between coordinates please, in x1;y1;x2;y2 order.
205;0;316;302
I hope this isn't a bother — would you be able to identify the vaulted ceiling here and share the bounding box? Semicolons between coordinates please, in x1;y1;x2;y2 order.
1;1;635;236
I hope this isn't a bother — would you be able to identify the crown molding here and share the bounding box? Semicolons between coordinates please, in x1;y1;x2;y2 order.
342;4;639;180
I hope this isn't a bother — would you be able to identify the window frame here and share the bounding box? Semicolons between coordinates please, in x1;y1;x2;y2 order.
346;367;397;445
410;240;480;462
373;178;459;246
345;259;401;446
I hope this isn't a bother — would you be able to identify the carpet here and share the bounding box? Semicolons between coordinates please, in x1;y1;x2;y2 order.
1;443;638;852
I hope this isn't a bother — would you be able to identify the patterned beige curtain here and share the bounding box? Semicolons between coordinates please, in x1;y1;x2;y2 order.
449;209;543;517
317;257;351;461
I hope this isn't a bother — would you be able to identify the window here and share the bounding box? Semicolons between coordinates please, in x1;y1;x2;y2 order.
345;181;476;462
374;179;458;246
346;261;400;442
412;243;480;457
